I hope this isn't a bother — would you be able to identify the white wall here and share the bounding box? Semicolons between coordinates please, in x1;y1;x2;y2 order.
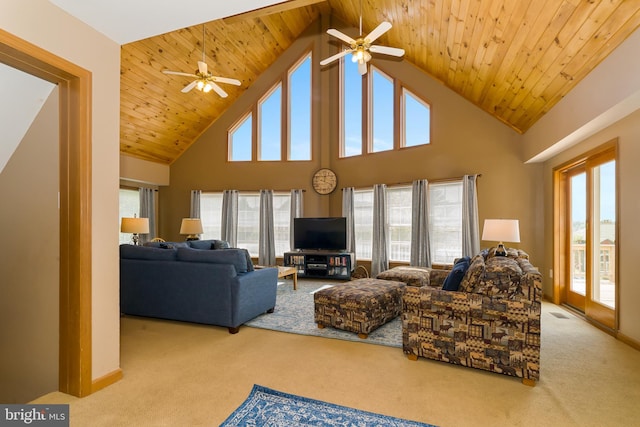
0;0;121;382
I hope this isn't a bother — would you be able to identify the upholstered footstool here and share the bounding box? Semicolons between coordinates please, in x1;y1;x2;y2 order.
377;266;448;288
314;278;406;338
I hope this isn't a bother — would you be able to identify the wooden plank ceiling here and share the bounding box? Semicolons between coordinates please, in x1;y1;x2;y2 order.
120;0;640;165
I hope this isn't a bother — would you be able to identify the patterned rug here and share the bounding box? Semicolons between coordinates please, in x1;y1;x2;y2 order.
220;384;437;427
245;279;402;347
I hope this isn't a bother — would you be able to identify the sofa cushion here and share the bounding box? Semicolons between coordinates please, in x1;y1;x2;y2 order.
176;247;250;273
442;256;470;291
144;241;189;249
120;244;178;260
459;254;485;293
211;240;231;250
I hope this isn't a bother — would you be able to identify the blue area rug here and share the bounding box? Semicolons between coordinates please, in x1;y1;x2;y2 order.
244;279;401;347
220;384;437;427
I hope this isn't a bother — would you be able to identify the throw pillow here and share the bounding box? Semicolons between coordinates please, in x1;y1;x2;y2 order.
442;256;470;291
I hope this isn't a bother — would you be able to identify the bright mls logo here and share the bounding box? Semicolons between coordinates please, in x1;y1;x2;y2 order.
0;405;69;426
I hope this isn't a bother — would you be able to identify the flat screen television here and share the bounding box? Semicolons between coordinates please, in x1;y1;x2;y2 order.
293;217;347;251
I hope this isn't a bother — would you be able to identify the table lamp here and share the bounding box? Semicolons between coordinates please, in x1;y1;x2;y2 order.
121;217;150;245
180;218;203;241
481;219;520;256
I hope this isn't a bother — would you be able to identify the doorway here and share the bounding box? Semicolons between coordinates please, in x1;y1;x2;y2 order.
0;29;93;397
554;140;618;331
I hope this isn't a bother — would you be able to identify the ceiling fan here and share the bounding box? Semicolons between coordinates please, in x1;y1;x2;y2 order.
162;25;241;98
320;1;405;75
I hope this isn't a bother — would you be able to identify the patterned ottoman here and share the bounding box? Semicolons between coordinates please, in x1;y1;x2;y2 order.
314;278;406;338
377;266;448;288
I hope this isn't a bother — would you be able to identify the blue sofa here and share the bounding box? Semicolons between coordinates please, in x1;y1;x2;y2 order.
120;240;278;333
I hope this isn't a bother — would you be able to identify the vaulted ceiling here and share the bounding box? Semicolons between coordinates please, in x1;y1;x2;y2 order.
120;0;640;165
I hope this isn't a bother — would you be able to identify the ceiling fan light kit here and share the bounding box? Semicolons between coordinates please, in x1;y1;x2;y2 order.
163;25;241;98
320;1;404;75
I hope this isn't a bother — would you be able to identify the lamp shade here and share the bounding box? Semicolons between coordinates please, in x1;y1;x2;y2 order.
180;218;203;235
481;219;520;243
120;217;149;234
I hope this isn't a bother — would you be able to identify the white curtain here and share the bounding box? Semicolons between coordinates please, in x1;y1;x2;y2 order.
139;187;155;245
371;184;389;276
221;190;238;247
410;179;431;267
290;189;304;251
341;187;356;258
190;190;201;218
462;174;480;257
259;190;275;266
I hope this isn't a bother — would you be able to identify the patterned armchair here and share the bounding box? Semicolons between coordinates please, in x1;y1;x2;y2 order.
402;248;542;385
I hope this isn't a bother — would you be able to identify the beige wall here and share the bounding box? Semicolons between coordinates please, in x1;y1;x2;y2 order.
163;18;545;270
1;0;121;382
0;88;59;403
543;108;640;344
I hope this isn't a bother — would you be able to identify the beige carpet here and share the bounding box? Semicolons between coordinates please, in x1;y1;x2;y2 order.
33;291;640;426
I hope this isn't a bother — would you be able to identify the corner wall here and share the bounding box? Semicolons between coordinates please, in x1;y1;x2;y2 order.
1;0;122;386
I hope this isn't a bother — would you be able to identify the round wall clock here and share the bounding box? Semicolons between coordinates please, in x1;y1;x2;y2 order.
312;168;337;195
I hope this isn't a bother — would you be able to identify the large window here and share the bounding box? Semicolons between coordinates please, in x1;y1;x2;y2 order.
429;181;463;264
387;186;412;262
342;56;363;157
353;181;463;264
229;52;312;162
229;113;252;161
340;61;431;157
201;193;223;240
119;188;140;244
402;88;431;147
371;68;394;153
237;193;260;256
200;191;292;257
288;54;312;160
353;189;374;259
258;83;282;161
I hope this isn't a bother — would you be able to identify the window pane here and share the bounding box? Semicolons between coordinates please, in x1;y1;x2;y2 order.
201;193;223;240
273;193;291;256
342;57;362;157
259;84;282;161
403;88;430;147
592;160;615;308
119;188;140;244
371;68;394;153
289;54;311;160
429;181;463;264
230;113;252;161
387;186;412;262
237;194;260;256
354;189;373;259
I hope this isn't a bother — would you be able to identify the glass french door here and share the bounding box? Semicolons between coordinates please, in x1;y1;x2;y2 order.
561;145;617;329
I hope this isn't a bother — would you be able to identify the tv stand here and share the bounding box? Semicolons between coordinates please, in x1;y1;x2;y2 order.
284;251;354;280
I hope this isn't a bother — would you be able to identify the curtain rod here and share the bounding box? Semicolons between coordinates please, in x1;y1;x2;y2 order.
342;174;482;190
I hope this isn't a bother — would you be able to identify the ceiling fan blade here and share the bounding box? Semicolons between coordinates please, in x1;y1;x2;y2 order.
358;61;368;76
181;80;198;93
209;81;228;98
365;21;392;44
327;28;356;46
211;76;241;86
320;49;353;66
163;70;197;78
369;45;405;57
198;61;208;75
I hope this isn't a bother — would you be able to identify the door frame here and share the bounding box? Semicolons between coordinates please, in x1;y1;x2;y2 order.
0;29;93;397
553;138;619;333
